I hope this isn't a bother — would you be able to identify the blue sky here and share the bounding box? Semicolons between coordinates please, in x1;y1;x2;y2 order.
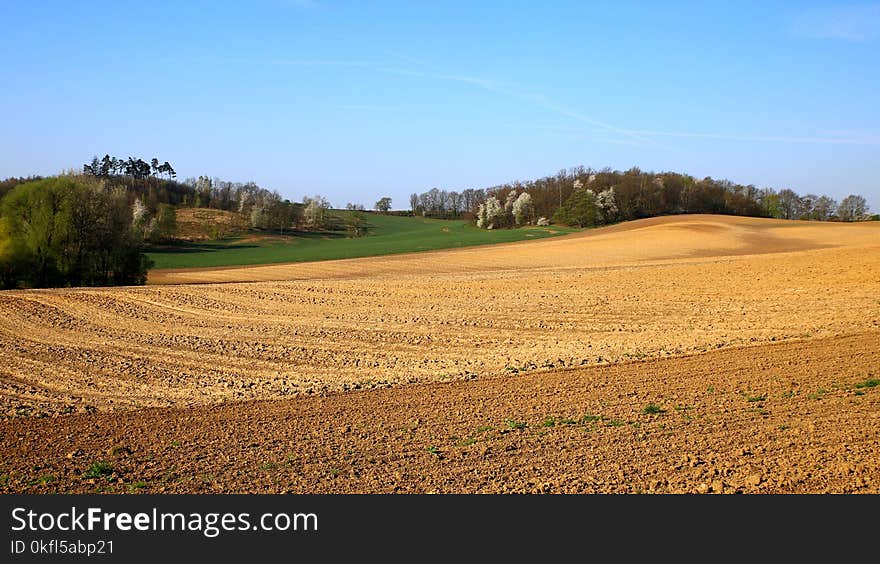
1;0;878;210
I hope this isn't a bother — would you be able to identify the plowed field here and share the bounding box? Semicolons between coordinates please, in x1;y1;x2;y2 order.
1;215;878;493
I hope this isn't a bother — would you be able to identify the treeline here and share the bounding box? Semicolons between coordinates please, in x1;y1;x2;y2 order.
0;152;331;289
408;188;486;219
84;154;176;180
173;179;343;234
0;176;151;289
80;155;213;213
0;167;338;288
79;156;315;234
81;155;257;211
412;166;872;226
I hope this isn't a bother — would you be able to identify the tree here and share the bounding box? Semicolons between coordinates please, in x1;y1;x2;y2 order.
261;192;293;234
158;161;176;180
1;178;67;285
555;188;599;227
449;191;462;217
426;188;441;214
838;194;868;221
302;195;330;229
131;197;148;235
193;176;212;208
812;195;837;221
777;189;800;220
410;193;419;214
249;204;265;229
375;197;392;214
477;196;504;229
512;192;534;225
83;155;101;176
596;188;618;224
149;204;177;243
0;176;151;287
100;154;114;177
462;189;478;214
476;200;488;228
0;216;24;289
759;189;782;218
345;212;369;237
437;190;448;214
798;194;817;219
274;200;300;235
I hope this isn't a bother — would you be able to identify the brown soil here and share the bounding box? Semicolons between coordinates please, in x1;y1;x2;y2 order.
1;215;878;493
2;216;877;417
2;332;877;493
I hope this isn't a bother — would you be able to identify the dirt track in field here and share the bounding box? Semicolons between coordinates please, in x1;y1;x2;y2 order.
2;332;878;493
1;214;879;493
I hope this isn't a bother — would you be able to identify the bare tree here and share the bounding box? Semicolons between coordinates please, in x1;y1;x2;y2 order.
838;194;868;221
777;188;800;220
812;195;837;220
449;191;462;217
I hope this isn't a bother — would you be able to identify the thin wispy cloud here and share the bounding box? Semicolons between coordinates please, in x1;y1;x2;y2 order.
619;129;880;146
236;54;652;144
506;124;880;146
244;59;379;67
284;0;317;8
373;66;873;147
513;92;657;145
382;49;431;67
235;56;878;147
790;3;880;42
337;104;399;112
375;66;497;89
375;66;656;144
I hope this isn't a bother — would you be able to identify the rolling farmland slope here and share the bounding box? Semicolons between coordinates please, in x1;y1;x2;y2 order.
1;214;879;493
147;211;576;270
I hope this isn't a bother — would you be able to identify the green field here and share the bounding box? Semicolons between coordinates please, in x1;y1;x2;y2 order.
147;212;578;269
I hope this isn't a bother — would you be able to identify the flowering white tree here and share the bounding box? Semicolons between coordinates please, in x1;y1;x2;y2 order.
130;197;153;241
250;206;264;229
303;195;330;228
476;202;488;228
512;192;534;225
237;191;252;214
131;197;147;226
479;196;503;229
596;188;618;224
504;191;517;217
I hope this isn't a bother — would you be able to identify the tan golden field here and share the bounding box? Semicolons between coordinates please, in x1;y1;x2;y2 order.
1;215;879;493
